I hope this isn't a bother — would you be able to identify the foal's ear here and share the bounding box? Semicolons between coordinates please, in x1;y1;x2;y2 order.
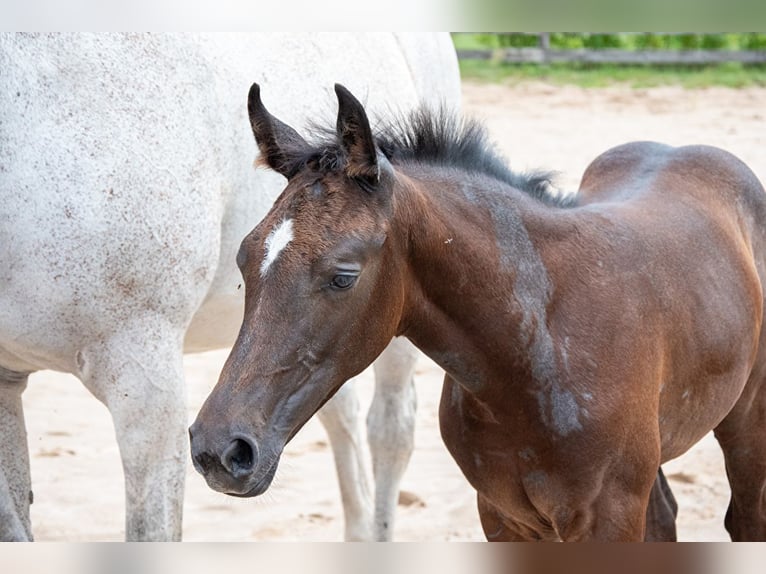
334;84;380;184
248;83;308;178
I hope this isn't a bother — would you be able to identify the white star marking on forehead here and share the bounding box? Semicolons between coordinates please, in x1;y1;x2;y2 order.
260;218;294;277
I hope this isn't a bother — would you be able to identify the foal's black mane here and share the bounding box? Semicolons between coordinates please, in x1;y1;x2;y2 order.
296;107;576;208
375;107;576;208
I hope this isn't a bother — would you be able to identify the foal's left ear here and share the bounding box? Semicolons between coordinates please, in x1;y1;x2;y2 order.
335;84;380;184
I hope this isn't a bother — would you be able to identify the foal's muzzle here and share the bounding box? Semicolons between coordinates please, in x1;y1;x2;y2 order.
188;422;268;496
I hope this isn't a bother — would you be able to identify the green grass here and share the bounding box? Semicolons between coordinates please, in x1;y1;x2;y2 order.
454;33;766;88
459;60;766;89
452;33;766;52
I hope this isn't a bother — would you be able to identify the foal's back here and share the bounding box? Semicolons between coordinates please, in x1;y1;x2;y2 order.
576;141;766;295
578;141;766;218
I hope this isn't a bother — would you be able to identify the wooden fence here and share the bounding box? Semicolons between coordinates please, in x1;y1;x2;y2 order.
456;33;766;65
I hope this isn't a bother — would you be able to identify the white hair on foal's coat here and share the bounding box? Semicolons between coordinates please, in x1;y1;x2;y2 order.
260;218;294;277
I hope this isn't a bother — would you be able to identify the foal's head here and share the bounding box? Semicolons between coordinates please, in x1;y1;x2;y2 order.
189;84;406;496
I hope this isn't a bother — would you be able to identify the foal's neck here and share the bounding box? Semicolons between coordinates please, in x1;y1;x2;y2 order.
393;166;569;398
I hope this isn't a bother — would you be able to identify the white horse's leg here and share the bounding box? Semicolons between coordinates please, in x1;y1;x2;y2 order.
368;337;419;541
0;368;32;541
78;322;187;541
311;338;420;542
316;381;374;541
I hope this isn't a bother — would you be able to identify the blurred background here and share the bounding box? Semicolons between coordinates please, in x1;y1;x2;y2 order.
453;32;766;87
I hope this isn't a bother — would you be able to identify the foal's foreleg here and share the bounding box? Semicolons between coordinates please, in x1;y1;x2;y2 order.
316;382;374;541
368;337;419;541
560;466;657;541
643;467;678;541
477;493;533;541
79;323;187;541
0;369;32;541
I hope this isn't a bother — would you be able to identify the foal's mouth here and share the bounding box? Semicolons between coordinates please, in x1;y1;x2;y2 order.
224;454;280;498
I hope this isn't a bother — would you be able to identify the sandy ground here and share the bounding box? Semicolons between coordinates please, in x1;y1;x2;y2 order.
21;80;766;541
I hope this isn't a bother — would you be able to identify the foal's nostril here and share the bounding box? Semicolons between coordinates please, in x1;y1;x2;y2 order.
221;437;257;477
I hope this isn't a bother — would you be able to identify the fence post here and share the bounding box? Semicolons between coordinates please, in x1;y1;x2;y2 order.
539;32;551;63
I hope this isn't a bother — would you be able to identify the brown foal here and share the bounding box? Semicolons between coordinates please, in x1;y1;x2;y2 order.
190;83;766;541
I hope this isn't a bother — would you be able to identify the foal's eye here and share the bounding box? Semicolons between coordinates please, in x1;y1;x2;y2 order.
330;274;357;291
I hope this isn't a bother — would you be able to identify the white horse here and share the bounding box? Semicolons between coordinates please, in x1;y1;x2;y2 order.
0;33;461;541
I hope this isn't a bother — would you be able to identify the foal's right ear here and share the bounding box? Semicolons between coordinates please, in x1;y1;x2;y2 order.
247;83;308;178
335;84;380;184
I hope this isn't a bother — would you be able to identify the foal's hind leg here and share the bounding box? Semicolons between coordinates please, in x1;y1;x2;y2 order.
0;368;32;541
317;382;374;541
713;375;766;540
79;323;187;541
644;467;678;541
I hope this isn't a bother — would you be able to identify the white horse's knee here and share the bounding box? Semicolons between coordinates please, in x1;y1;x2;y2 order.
111;390;187;541
78;327;187;541
0;371;32;541
368;338;418;458
367;339;419;540
0;472;32;541
317;381;374;541
367;376;417;472
317;380;361;430
369;337;419;460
